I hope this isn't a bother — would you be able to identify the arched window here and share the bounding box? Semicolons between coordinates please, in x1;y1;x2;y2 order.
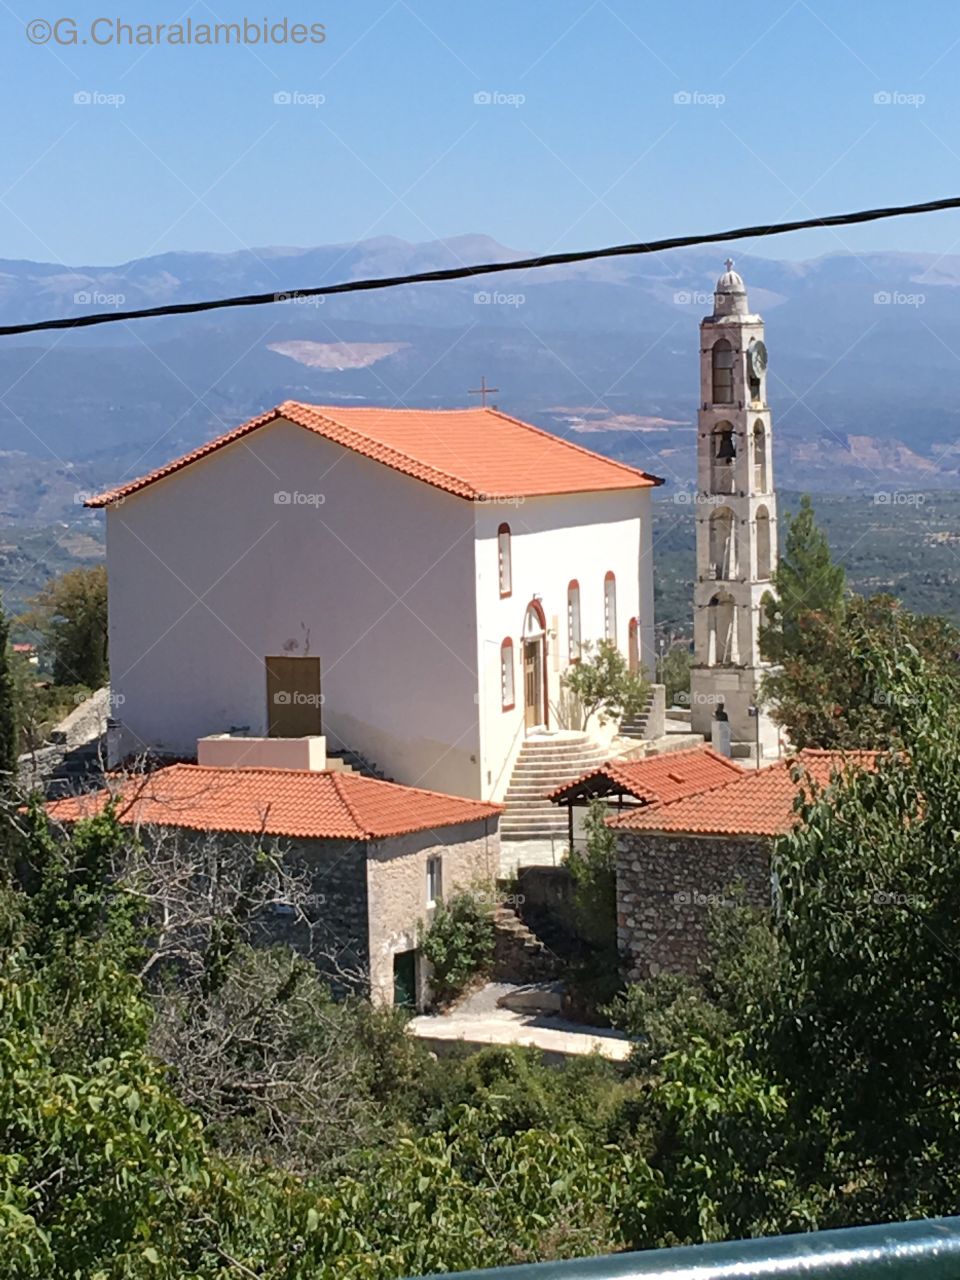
709;421;736;495
500;638;515;710
567;580;581;662
603;571;617;643
753;420;768;491
712;339;735;404
498;524;512;597
707;592;737;666
756;505;772;579
708;506;737;579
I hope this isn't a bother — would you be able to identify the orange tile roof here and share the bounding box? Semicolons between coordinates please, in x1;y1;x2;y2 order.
85;402;663;507
46;764;502;841
607;749;880;838
547;746;743;804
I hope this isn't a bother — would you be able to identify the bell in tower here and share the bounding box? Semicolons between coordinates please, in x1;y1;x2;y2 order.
715;428;736;460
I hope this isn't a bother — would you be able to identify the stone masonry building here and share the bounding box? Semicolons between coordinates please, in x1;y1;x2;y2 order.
47;761;501;1009
611;750;877;979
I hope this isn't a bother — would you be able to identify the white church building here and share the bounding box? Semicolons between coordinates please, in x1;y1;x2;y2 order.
89;402;661;801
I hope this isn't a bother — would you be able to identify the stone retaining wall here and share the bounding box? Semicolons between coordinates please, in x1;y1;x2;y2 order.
616;830;771;979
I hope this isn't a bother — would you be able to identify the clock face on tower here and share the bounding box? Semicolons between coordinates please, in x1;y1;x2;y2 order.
748;340;768;380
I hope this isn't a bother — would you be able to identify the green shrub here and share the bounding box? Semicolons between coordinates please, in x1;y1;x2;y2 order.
606;972;732;1074
566;799;617;949
419;891;494;1005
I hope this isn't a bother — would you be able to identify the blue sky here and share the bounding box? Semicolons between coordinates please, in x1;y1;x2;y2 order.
4;0;960;267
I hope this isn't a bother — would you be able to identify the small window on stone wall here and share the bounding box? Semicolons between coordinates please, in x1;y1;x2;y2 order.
426;856;443;907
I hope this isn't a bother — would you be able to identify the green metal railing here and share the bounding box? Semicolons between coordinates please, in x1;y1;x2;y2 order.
430;1216;960;1279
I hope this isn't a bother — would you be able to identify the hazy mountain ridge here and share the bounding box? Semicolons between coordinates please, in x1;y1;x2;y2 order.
2;234;960;517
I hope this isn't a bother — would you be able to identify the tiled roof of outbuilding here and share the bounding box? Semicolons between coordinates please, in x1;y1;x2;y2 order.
547;746;743;804
46;764;502;841
607;749;880;838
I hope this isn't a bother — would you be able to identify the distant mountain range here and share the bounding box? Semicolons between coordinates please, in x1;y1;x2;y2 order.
3;233;960;522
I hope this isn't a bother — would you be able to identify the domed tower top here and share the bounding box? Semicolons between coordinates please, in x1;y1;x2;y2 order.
713;258;749;317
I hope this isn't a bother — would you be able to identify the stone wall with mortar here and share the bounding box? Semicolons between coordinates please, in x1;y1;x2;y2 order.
616;830;771;979
365;818;500;1005
252;835;371;985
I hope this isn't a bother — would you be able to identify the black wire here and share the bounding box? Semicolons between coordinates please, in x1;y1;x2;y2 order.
3;193;960;338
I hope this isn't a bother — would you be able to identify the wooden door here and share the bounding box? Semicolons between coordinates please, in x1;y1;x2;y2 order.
393;949;417;1008
523;639;542;730
265;656;322;737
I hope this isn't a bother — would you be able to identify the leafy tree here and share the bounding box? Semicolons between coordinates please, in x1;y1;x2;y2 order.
562;640;649;731
10;657;89;755
0;596;18;788
762;645;960;1225
661;644;692;708
24;565;108;688
419;890;494;1005
566;800;617;949
761;495;845;664
763;593;960;749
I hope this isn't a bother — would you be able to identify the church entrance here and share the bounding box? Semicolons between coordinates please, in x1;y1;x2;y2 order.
522;602;548;732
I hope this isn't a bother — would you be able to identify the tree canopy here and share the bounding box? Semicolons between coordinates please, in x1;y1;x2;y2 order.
24;565;108;688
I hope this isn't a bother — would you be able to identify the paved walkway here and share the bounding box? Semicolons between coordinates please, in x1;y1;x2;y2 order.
408;985;634;1062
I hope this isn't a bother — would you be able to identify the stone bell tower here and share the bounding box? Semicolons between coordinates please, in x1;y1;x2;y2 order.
689;262;779;759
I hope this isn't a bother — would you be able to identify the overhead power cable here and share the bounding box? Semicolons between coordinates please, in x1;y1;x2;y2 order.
3;193;960;338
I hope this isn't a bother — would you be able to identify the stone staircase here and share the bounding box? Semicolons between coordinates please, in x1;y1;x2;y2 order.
619;683;667;741
325;745;392;781
619;687;657;739
500;732;607;842
492;904;561;982
45;739;105;798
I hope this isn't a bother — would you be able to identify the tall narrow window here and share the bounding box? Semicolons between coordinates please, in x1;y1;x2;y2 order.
756;505;772;580
712;338;735;404
753;420;768;491
500;638;515;710
498;523;512;597
603;571;617;643
567;580;581;662
426;856;442;908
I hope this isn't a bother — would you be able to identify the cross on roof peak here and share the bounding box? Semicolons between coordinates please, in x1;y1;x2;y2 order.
469;375;499;408
724;258;735;272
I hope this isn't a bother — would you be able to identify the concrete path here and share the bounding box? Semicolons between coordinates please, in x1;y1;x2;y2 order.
408;984;634;1063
